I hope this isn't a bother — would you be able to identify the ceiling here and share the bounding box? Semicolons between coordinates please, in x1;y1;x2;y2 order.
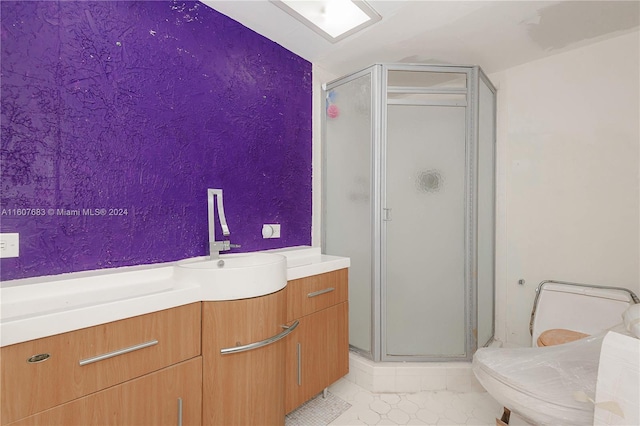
201;1;640;77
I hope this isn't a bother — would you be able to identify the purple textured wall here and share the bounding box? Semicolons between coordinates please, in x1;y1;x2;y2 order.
0;1;312;281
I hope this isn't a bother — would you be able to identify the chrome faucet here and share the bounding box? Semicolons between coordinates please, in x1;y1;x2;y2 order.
207;188;240;259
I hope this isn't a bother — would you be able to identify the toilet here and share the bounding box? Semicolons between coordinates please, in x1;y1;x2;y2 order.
473;280;639;425
473;331;606;425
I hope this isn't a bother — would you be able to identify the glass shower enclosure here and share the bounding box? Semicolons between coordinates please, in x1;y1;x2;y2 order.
323;64;496;362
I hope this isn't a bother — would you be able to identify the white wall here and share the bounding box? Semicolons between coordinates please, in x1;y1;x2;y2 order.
491;31;640;346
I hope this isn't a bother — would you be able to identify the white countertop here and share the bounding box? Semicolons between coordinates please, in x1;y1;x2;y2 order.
0;246;349;347
267;246;350;281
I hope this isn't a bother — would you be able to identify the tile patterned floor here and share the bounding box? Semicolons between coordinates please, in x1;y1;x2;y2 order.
324;378;503;426
286;391;352;426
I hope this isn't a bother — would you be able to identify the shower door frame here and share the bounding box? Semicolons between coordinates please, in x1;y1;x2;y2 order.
322;64;496;362
475;67;498;349
380;64;476;362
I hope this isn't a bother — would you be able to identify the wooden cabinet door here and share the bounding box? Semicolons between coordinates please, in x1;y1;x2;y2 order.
7;358;202;426
202;290;288;426
285;301;349;413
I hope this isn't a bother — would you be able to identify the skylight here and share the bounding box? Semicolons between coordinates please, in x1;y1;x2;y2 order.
270;0;381;43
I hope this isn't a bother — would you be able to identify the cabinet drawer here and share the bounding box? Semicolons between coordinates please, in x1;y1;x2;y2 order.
1;303;201;425
6;357;202;426
286;269;348;322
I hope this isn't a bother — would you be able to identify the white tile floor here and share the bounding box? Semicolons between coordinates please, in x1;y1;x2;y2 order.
325;378;503;426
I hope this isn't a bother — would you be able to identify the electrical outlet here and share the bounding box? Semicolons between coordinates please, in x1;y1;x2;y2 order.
0;233;19;258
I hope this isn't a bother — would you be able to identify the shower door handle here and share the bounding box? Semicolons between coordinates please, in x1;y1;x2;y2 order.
383;208;392;221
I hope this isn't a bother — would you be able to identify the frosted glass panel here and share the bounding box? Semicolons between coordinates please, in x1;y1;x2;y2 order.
477;78;496;347
388;71;467;89
387;93;467;105
385;105;467;357
324;73;373;353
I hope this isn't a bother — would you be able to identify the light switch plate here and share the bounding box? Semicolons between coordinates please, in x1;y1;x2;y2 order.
0;233;19;258
262;224;281;239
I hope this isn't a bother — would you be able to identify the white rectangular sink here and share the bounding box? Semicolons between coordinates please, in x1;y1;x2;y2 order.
1;264;200;347
2;273;173;321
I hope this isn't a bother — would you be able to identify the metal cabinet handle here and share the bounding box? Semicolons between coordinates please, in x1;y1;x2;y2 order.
177;397;183;426
220;321;299;355
79;340;158;366
297;342;302;386
307;288;335;298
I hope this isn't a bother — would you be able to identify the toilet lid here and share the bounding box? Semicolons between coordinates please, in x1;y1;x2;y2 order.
537;329;589;347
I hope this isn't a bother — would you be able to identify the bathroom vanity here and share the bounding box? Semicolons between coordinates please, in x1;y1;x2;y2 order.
1;304;203;425
0;247;349;426
284;269;349;413
201;267;349;424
